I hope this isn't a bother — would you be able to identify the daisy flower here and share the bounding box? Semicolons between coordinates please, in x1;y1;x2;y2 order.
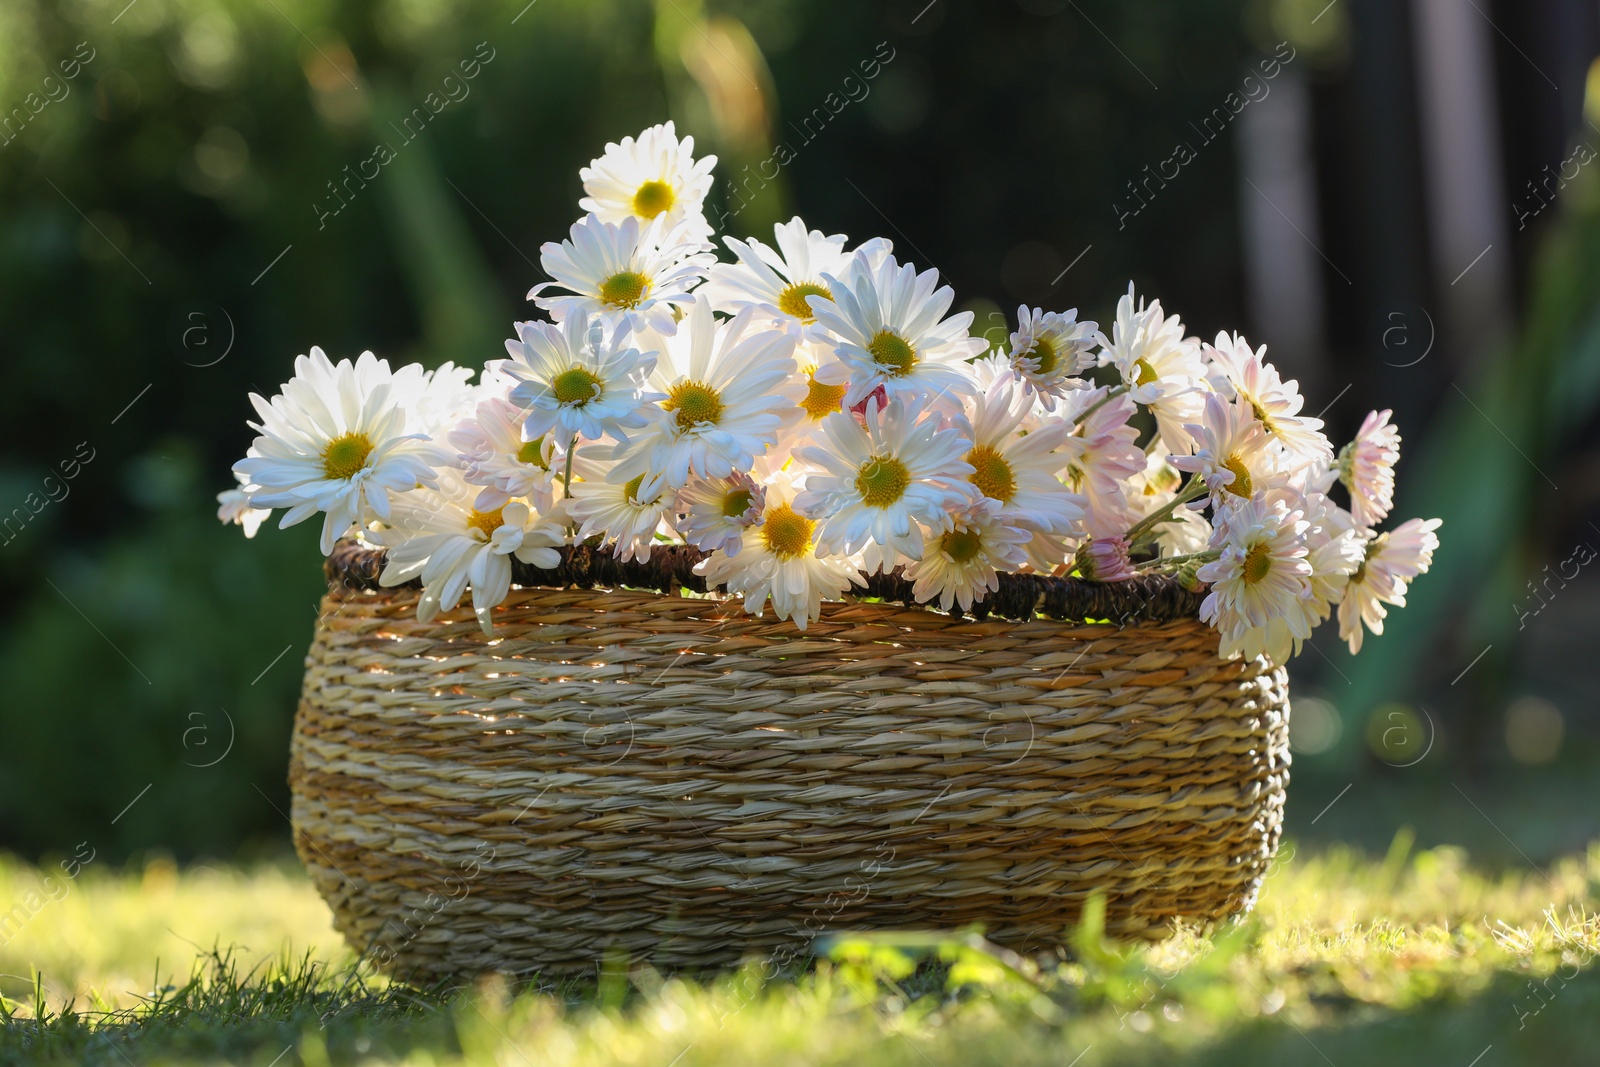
412;361;481;435
1004;305;1098;409
963;373;1085;536
609;298;798;498
695;475;864;631
1170;390;1281;505
235;347;446;554
1299;490;1365;625
449;395;563;512
1098;284;1206;451
374;472;567;635
810;251;987;408
705;216;891;333
566;448;673;562
1205;331;1332;462
1338;516;1442;654
793;395;976;574
1058;385;1146;539
906;500;1030;611
529;214;714;336
774;339;854;452
1197;494;1317;663
1075;536;1137;582
579;122;717;241
217;465;271;538
502;311;659;445
1337;409;1401;526
675;470;765;556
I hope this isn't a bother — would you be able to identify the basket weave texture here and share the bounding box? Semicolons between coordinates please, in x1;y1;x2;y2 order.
290;547;1291;978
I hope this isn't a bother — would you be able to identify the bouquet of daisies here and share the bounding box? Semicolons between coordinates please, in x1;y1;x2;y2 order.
221;122;1440;661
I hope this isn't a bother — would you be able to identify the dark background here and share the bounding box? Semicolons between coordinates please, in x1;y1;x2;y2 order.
2;0;1598;865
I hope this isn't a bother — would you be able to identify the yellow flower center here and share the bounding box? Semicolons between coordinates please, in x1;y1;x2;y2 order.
1134;358;1159;386
663;380;725;430
631;180;676;219
551;367;601;406
600;270;650;309
1246;394;1279;435
321;432;374;481
722;489;753;518
942;527;984;563
855;456;911;508
623;474;647;504
467;508;504;538
778;281;832;322
867;330;916;376
1028;336;1059;375
1242;541;1272;585
1221;454;1253;498
801;372;847;421
762;504;814;560
516;436;550;468
966;445;1016;504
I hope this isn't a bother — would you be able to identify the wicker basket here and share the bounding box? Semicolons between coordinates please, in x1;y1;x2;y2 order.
289;542;1290;979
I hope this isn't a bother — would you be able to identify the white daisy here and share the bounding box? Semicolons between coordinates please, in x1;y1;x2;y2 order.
412;361;481;435
529;214;713;336
906;500;1030;612
1338;516;1441;654
1004;305;1098;409
235;347;445;554
449;394;563;512
962;373;1085;536
502;311;659;445
705;216;891;333
1337;408;1400;527
1097;284;1206;451
608;297;798;498
793;395;976;574
579;122;716;241
675;470;765;556
217;465;270;538
810;251;986;408
1205;331;1332;462
1300;490;1365;625
1170;390;1281;505
1057;385;1146;540
1197;494;1317;663
374;472;566;635
695;476;865;631
773;338;854;455
566;448;673;562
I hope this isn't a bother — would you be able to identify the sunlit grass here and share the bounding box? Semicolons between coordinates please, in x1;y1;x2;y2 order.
0;837;1595;1065
0;855;345;1009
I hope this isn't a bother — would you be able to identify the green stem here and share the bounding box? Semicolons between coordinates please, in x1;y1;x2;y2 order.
1137;549;1220;573
1124;475;1207;548
561;434;578;499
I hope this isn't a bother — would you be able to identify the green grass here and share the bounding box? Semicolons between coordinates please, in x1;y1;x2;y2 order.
0;838;1597;1066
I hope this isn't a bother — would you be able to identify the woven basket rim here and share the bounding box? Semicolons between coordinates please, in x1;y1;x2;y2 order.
324;538;1207;625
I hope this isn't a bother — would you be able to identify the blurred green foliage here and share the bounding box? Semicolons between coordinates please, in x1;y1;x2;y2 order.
0;0;1261;859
